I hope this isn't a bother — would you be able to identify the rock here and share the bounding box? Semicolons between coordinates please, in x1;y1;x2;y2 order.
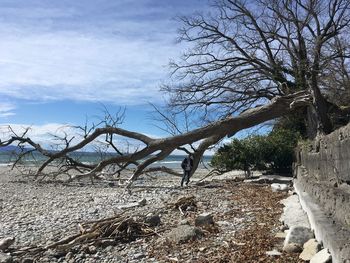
299;239;321;261
216;221;231;227
310;248;331;263
133;253;146;259
284;226;314;247
178;219;190;225
0;253;12;263
195;213;214;226
0;237;15;251
99;240;116;248
21;258;34;263
271;183;288;192
88;245;97;254
275;232;287;239
283;243;302;253
138;198;147;206
144;214;161;227
65;252;74;261
266;249;282;256
165;225;203;244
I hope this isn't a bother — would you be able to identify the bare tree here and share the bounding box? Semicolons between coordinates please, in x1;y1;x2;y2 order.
0;92;311;186
164;0;350;137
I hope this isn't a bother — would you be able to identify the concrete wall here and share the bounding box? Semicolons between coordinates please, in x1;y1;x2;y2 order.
295;122;350;262
297;123;350;183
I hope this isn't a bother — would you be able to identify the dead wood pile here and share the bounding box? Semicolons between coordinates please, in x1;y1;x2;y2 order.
9;213;160;258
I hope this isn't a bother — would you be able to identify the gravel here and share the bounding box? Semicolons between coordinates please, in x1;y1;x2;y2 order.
0;166;301;262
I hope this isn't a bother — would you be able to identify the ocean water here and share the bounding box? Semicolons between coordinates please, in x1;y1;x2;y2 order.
0;151;212;169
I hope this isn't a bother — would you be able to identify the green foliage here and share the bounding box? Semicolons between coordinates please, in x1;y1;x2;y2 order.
211;129;300;174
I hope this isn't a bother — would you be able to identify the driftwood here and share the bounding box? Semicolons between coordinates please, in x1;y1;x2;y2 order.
10;212;163;258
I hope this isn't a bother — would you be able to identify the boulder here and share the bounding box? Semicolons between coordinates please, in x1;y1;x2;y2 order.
195;213;214;226
165;225;203;244
284;226;314;247
310;248;332;263
0;237;15;251
144;214;161;227
299;239;321;261
283;243;302;253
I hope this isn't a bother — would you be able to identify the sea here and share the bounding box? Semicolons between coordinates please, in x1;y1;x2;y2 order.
0;151;212;170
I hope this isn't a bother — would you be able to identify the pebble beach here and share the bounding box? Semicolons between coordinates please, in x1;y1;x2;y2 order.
0;166;302;262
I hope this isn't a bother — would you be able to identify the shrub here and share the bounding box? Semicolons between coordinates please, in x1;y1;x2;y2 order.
211;129;300;175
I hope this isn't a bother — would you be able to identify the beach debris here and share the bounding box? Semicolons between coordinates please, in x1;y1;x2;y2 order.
0;237;15;251
117;198;147;210
9;213;161;258
173;195;196;215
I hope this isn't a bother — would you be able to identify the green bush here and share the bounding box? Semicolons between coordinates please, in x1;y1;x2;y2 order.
211;129;300;175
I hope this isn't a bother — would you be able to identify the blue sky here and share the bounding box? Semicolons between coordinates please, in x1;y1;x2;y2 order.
0;0;210;143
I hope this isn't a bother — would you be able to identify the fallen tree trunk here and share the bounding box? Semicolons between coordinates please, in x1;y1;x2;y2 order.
0;91;312;185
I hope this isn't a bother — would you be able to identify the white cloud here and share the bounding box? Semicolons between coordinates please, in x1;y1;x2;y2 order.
0;103;16;118
0;31;178;105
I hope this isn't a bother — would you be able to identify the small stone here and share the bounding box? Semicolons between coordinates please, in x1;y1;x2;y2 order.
266;249;282;256
178;219;190;225
138;198;147;206
283;243;302;253
144;214;161;227
284;226;314;247
65;252;73;260
299;239;321;261
21;258;34;263
216;221;231;227
310;248;332;263
88;246;97;254
133;253;146;259
0;253;12;263
271;183;288;192
186;206;196;211
195;213;214;226
0;237;15;251
89;208;99;214
279;225;288;231
275;232;287;239
100;240;116;248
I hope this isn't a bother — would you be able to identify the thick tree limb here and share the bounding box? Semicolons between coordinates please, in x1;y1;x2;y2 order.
0;91;311;186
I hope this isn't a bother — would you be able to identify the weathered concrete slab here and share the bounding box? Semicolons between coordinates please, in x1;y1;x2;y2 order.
280;194;310;229
295;180;350;263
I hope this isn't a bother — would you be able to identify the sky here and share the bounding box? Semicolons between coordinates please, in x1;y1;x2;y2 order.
0;0;212;147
